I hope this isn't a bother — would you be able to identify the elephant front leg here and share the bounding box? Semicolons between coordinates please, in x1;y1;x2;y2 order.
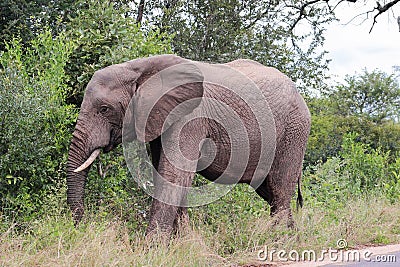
146;149;196;238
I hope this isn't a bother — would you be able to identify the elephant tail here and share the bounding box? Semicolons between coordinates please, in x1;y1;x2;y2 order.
296;175;303;211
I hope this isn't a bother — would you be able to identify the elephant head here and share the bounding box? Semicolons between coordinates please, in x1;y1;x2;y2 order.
66;55;204;224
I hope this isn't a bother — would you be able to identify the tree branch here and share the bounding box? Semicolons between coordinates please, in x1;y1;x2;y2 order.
288;0;322;32
286;0;400;33
369;0;400;33
136;0;145;24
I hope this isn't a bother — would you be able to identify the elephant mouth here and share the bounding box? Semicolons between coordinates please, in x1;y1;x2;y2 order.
103;128;122;153
103;143;114;152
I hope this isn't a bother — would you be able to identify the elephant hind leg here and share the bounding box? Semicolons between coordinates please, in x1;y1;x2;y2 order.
254;177;294;226
255;169;298;228
255;122;309;227
255;172;296;217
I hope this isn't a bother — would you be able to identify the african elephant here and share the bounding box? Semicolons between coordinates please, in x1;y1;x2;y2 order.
67;54;311;235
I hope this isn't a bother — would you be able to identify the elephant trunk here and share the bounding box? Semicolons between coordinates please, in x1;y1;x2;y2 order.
66;134;93;225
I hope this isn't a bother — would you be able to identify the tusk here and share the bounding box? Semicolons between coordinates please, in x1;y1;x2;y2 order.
74;149;101;173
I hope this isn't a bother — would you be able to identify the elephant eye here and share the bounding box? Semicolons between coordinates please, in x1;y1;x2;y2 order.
99;105;109;115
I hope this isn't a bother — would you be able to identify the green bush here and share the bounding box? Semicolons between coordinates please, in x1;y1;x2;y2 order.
383;157;400;204
0;30;77;220
303;133;400;207
340;133;389;191
303;157;350;208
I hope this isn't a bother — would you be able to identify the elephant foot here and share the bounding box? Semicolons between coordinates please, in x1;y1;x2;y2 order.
145;223;174;246
145;207;190;243
270;208;295;229
173;207;190;235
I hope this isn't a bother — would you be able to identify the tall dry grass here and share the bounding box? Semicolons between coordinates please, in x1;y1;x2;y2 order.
1;196;400;266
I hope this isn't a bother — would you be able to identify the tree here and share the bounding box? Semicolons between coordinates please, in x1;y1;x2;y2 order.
64;0;172;105
0;0;79;50
329;69;400;123
0;0;141;51
138;0;334;93
304;69;400;166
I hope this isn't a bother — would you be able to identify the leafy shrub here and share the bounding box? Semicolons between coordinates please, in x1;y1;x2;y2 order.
303;157;351;208
384;157;400;204
306;69;400;166
0;30;77;220
340;133;389;191
303;133;400;206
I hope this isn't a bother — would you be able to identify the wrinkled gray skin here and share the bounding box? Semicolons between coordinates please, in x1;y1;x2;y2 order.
67;54;311;235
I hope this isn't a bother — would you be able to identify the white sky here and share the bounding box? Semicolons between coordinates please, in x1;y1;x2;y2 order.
323;3;400;82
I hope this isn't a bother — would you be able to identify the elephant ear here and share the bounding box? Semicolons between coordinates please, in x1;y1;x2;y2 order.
134;62;204;142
